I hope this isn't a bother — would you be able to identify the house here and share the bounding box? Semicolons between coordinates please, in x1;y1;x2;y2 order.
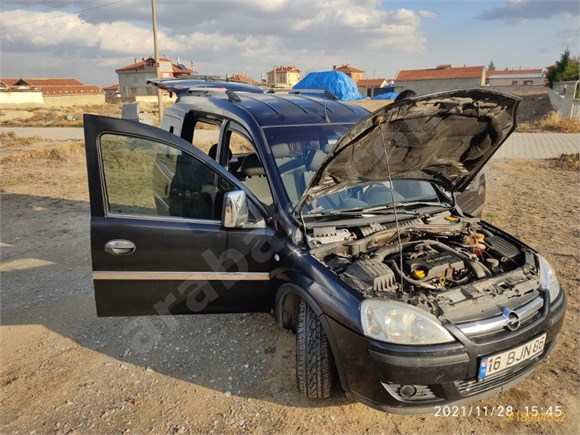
357;78;394;98
228;73;257;85
486;69;545;86
333;64;365;83
265;66;301;87
102;84;121;103
0;77;104;105
115;57;192;100
394;64;485;95
103;84;120;96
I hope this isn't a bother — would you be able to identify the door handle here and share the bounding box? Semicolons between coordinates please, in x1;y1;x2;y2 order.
104;239;136;256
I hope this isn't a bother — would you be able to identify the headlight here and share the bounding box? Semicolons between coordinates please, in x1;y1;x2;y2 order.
360;300;455;345
537;254;561;303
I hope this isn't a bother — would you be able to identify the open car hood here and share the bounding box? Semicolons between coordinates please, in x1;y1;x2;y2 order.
296;89;520;213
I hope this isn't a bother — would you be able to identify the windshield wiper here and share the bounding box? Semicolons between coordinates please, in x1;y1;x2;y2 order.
304;200;449;218
362;200;449;213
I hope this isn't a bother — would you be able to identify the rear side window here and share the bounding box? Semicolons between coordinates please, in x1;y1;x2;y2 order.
192;120;220;156
99;133;234;221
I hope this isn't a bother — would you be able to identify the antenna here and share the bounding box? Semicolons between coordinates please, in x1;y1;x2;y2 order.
378;122;404;290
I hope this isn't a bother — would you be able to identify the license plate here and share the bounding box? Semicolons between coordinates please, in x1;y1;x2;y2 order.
478;333;546;380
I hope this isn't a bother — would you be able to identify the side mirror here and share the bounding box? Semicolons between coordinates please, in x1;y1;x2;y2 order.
223;190;249;228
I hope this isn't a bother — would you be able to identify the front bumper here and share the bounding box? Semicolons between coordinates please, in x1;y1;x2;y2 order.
325;290;566;414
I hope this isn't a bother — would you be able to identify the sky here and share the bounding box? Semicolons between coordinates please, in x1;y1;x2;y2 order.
0;0;579;87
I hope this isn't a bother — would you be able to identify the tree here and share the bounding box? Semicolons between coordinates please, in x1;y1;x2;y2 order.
546;49;580;88
487;61;496;71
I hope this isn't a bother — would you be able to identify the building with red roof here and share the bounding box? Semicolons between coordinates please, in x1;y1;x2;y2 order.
394;64;485;95
357;78;394;98
228;74;257;85
0;77;102;95
486;69;545;86
333;64;365;83
115;57;192;99
0;77;104;105
265;66;301;87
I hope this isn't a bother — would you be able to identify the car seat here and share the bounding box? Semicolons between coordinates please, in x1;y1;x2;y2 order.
168;154;212;219
240;154;273;207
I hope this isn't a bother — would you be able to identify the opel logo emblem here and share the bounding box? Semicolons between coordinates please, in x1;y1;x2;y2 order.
502;308;521;331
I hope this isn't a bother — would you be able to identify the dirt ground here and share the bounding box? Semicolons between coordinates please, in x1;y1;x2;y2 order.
0;134;579;435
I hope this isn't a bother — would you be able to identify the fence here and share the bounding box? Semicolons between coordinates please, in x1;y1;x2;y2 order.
548;81;580;119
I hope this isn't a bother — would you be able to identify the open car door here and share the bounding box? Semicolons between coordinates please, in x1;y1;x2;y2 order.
84;114;274;316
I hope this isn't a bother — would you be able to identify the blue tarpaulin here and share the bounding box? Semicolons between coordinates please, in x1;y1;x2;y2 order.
372;92;398;100
292;71;364;101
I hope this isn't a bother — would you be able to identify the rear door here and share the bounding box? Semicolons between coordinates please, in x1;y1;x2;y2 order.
84;114;274;316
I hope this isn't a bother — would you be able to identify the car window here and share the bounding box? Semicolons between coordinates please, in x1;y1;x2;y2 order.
100;133;235;221
263;124;352;204
225;129;274;209
192;120;220;157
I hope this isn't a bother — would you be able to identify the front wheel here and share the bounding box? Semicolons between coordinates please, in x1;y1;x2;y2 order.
295;299;334;399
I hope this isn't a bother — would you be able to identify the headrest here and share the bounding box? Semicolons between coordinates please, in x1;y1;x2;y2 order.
321;142;334;153
306;150;326;171
176;154;195;166
271;143;291;158
364;185;396;205
241;154;265;177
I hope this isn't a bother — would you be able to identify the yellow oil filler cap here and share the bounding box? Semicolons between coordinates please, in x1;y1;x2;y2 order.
412;269;426;279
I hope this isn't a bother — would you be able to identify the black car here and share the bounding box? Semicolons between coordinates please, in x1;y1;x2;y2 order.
83;89;566;413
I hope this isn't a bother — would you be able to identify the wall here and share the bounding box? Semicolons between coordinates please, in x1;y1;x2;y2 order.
0;91;44;105
350;72;364;83
548;81;580;119
394;77;483;95
118;70;157;98
132;95;176;104
43;94;105;106
487;77;544;86
484;85;548;95
266;71;300;87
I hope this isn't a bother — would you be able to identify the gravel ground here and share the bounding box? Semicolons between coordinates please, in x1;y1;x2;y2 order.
0;138;578;434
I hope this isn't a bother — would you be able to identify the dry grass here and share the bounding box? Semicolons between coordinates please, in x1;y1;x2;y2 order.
0;104;123;127
1;141;84;165
517;111;580;133
0;131;45;148
349;99;392;112
549;153;580;171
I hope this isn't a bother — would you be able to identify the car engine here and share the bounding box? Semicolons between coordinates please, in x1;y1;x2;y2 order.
307;211;540;322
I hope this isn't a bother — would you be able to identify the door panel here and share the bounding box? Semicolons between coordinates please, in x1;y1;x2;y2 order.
84;115;274;316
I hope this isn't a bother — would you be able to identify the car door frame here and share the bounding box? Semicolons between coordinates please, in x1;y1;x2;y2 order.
84;114;275;316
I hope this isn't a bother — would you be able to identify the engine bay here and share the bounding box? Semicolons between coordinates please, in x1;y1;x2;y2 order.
307;211;541;322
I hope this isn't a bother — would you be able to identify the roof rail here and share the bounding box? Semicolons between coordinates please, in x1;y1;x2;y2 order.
267;88;338;101
185;86;241;102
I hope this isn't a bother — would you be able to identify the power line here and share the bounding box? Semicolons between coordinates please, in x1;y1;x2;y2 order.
0;0;127;32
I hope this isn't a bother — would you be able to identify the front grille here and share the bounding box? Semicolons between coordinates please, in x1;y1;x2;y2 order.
457;297;544;338
455;353;543;396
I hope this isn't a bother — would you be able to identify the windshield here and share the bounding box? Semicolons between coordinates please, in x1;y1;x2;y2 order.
302;179;441;215
264;124;442;214
264;124;352;204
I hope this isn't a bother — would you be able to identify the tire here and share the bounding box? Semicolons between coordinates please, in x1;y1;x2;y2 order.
295;298;334;399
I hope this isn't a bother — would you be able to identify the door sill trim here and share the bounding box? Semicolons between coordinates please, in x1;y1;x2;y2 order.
93;271;270;281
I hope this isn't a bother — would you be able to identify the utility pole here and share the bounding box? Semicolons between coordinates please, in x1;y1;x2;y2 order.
151;0;163;121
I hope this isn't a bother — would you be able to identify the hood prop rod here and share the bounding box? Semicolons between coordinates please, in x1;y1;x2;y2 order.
378;123;404;292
